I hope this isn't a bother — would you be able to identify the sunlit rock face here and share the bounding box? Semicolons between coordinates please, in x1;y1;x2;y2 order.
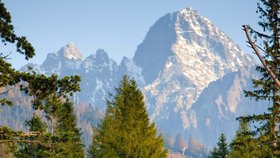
133;8;257;147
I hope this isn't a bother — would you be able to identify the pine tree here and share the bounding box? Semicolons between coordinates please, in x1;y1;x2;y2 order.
52;99;84;158
241;0;280;155
88;76;168;158
228;120;273;158
209;133;228;158
15;99;85;158
15;115;51;158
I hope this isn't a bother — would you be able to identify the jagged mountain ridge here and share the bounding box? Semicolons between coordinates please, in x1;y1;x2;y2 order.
22;45;119;110
13;8;263;150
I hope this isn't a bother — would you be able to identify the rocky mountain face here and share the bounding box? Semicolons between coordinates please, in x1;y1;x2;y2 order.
134;8;259;147
137;8;254;112
155;67;266;148
3;8;266;153
185;68;266;147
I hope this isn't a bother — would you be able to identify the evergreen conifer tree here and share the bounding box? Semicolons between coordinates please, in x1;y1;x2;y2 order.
241;0;280;155
209;133;228;158
88;76;167;158
228;120;273;158
15;115;51;158
52;99;84;158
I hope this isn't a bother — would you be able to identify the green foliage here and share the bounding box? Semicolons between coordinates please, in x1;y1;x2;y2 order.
52;100;85;158
18;72;81;110
0;0;35;59
241;0;280;155
26;115;47;134
15;115;51;158
0;0;34;105
209;133;228;158
88;76;168;158
228;120;273;158
15;101;85;158
0;126;18;156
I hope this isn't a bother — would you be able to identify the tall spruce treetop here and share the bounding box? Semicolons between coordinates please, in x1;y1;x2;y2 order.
242;0;280;153
88;76;167;158
51;100;84;158
209;133;228;158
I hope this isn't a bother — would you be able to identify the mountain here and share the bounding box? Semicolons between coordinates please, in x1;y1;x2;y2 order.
135;8;258;147
134;8;254;85
2;7;266;154
21;44;118;110
135;8;255;127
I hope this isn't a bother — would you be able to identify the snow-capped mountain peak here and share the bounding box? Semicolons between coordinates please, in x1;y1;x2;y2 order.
62;42;83;60
172;7;255;89
134;7;256;122
179;7;198;17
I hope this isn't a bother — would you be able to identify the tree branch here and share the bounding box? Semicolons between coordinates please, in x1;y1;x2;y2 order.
0;88;13;95
0;131;41;137
18;131;41;137
0;51;12;60
0;139;51;148
0;131;51;148
243;25;280;87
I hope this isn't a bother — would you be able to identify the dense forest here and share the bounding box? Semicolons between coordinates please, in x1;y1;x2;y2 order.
1;0;280;158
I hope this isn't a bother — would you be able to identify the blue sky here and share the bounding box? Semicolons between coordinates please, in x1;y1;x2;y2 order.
3;0;259;69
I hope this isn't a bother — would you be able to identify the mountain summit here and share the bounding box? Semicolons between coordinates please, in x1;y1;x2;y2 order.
60;42;83;60
133;8;254;85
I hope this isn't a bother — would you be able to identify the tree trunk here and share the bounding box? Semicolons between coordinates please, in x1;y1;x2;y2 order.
273;82;278;148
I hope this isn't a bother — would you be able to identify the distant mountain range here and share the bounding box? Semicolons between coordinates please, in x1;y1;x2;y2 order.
2;7;267;155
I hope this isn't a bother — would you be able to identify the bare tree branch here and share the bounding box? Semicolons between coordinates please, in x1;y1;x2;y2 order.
243;25;280;87
255;44;266;53
0;131;41;138
0;88;13;95
19;131;41;137
0;51;12;60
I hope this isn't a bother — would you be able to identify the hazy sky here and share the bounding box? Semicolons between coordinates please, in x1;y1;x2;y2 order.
3;0;259;69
